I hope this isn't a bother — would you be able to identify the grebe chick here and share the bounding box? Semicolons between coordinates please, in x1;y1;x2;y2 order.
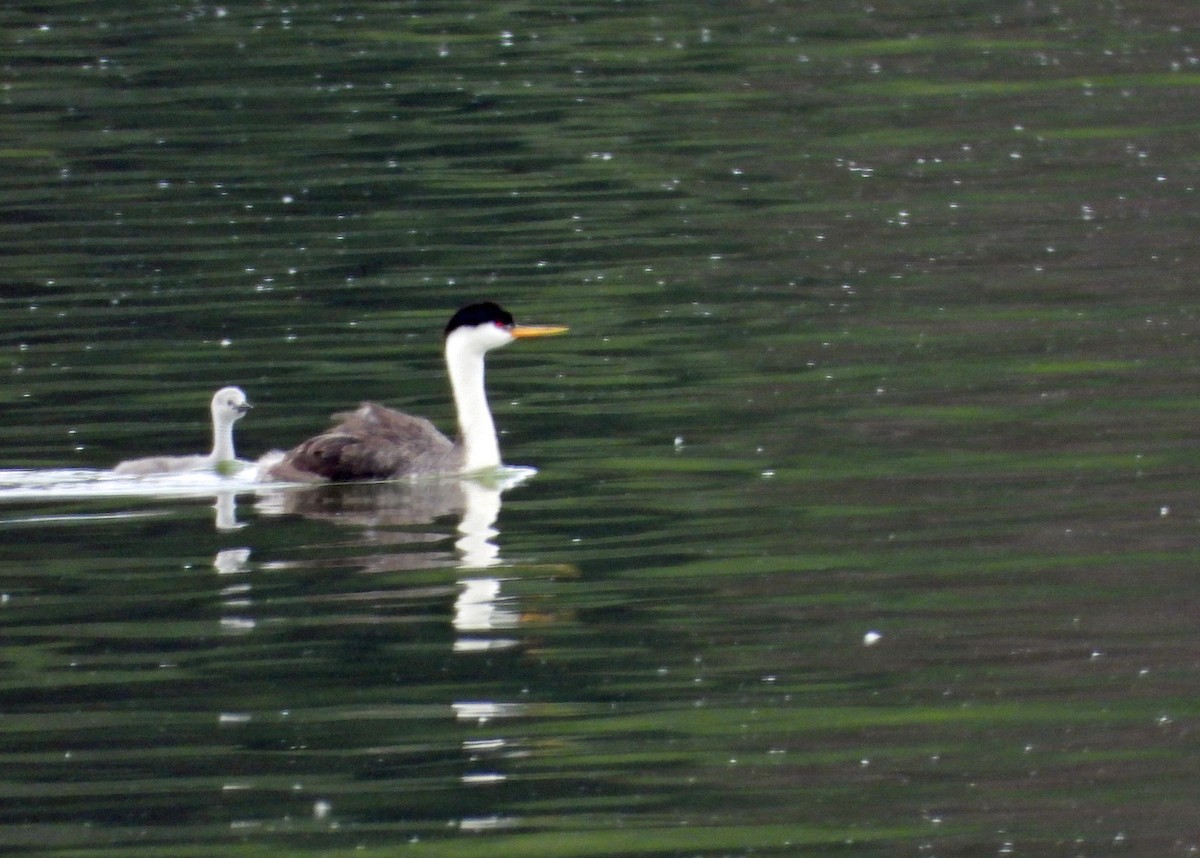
113;386;251;476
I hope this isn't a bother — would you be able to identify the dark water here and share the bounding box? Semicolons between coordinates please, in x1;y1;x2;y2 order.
3;1;1200;855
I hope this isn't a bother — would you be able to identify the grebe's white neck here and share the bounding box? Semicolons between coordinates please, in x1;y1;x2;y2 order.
445;325;510;472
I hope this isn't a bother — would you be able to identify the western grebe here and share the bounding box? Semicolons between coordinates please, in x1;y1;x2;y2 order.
263;302;567;482
113;386;251;476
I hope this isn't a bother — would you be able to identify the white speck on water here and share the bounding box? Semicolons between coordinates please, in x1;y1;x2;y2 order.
462;772;507;785
313;800;332;819
760;469;775;478
1160;506;1170;517
863;630;882;646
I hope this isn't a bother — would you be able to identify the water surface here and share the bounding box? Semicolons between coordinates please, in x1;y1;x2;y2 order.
2;1;1200;856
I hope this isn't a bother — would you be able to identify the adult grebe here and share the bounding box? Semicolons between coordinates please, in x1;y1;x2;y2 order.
263;302;567;482
113;386;251;476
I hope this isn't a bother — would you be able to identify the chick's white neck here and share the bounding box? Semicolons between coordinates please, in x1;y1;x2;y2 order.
210;412;239;462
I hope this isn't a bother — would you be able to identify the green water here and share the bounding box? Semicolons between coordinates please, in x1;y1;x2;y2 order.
2;1;1199;855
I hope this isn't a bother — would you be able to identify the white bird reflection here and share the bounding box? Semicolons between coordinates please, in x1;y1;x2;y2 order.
213;471;545;658
458;815;519;832
453;578;521;652
454;478;504;568
257;470;553;835
0;461;559;840
0;464;535;566
214;547;255;634
451;701;527;725
213;491;244;531
251;466;535;570
0;465;263;532
0;466;263;536
0;465;261;497
0;455;551;812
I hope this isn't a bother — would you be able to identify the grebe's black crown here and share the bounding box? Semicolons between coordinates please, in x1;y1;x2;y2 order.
444;302;514;337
